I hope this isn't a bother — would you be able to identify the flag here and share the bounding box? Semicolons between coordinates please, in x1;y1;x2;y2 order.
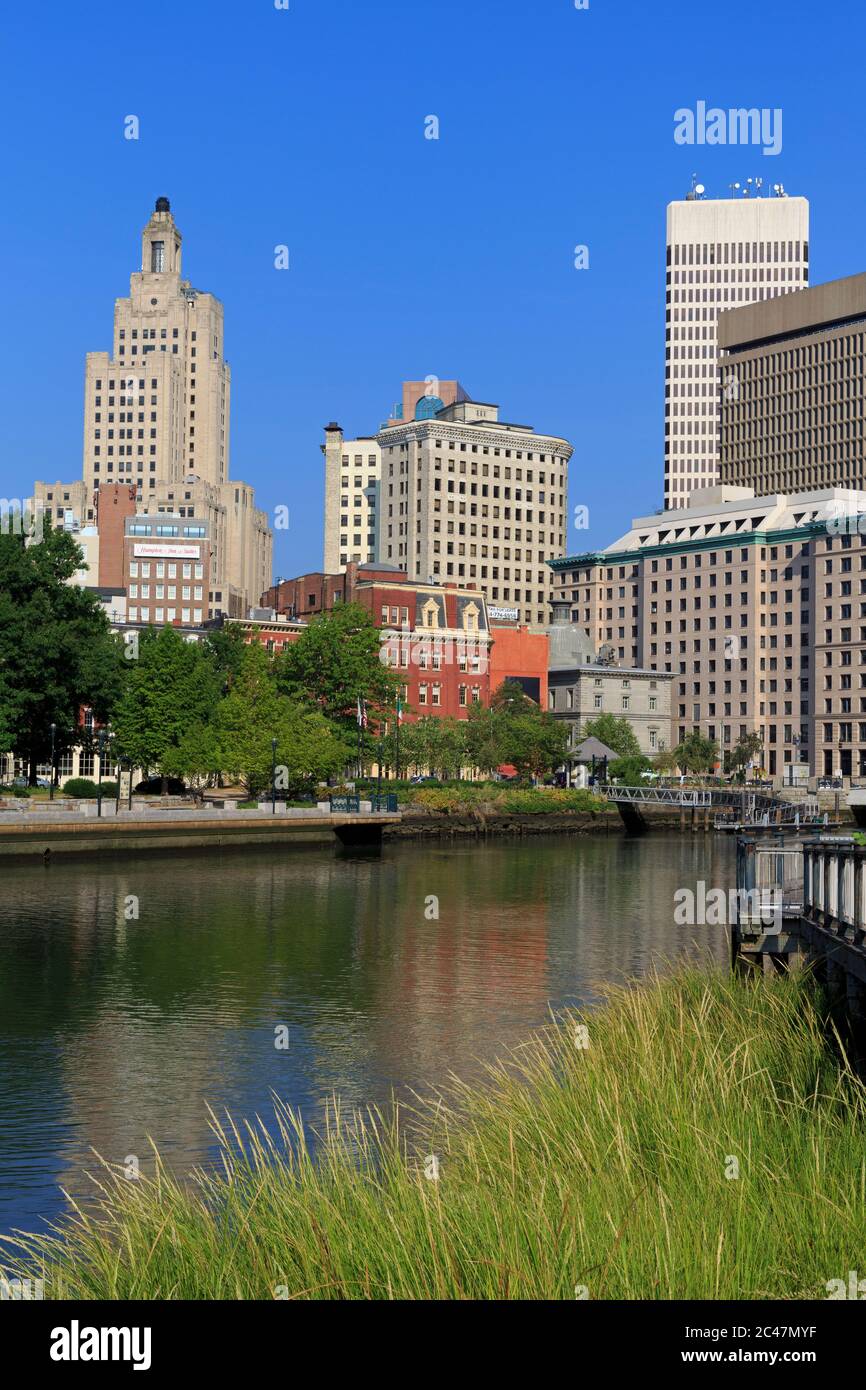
396;695;403;725
357;696;368;730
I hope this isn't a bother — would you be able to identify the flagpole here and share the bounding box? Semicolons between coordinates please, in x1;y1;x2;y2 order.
357;692;363;782
395;693;401;782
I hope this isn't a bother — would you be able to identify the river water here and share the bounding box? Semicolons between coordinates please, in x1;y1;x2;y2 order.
0;833;734;1237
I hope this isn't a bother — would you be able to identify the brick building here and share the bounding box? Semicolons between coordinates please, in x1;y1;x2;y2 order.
262;563;549;721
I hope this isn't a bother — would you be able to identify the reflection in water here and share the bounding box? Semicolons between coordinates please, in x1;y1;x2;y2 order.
0;834;734;1235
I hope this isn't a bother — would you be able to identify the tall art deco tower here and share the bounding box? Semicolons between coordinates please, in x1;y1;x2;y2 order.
34;197;272;617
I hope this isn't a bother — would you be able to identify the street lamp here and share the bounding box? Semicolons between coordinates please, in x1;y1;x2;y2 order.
271;736;278;815
96;728;108;818
49;723;56;802
376;736;383;809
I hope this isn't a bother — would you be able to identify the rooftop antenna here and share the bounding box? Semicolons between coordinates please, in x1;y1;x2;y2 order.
687;173;706;200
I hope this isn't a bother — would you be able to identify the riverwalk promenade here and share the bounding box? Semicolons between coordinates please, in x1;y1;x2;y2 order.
0;800;400;860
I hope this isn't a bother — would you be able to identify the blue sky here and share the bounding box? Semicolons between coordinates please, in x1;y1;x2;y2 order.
1;0;864;578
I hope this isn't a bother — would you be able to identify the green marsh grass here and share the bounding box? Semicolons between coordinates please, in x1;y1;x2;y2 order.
3;966;865;1299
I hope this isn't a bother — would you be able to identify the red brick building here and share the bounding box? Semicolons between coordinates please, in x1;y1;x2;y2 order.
226;611;306;655
96;482;137;589
260;563;548;722
488;623;549;710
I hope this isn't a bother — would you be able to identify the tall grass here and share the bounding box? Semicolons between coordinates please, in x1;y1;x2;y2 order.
4;967;865;1299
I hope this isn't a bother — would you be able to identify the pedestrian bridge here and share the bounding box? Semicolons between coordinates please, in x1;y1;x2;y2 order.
598;782;802;832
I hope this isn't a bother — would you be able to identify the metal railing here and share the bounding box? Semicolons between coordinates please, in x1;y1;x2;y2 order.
802;839;866;944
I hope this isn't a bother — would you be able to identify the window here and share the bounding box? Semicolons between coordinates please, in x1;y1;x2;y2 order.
151;240;165;273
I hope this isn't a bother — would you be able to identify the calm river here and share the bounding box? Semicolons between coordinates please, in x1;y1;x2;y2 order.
0;833;734;1236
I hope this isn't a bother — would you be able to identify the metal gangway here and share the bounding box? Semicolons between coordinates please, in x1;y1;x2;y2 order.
599;782;801;830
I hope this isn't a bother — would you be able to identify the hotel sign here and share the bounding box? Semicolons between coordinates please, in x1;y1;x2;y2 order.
132;543;200;559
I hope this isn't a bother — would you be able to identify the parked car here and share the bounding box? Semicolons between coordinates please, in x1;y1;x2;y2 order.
410;775;439;785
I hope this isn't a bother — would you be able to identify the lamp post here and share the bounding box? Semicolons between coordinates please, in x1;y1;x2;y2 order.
96;728;108;818
49;723;56;801
376;736;383;809
271;736;277;815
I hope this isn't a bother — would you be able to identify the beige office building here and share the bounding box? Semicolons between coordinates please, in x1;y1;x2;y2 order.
321;381;470;573
719;271;866;497
551;483;866;779
32;197;272;616
322;427;381;572
665;188;809;509
377;396;572;626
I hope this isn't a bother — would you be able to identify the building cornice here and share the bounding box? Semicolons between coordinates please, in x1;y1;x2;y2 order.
376;420;573;459
549;520;833;570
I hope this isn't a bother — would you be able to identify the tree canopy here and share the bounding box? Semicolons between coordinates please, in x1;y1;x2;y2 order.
276;603;400;731
581;714;642;760
112;625;221;780
0;529;125;780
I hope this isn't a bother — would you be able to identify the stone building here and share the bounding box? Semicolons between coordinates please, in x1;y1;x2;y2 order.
376;396;571;626
550;483;866;778
545;602;673;759
32;197;272;616
322;427;381;572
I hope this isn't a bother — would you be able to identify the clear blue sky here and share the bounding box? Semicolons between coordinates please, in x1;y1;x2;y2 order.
1;0;864;579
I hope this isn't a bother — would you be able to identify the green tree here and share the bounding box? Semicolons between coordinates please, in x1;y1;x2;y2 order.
464;702;507;777
489;681;569;779
112;625;220;786
729;731;764;782
609;754;652;784
277;603;399;734
0;528;125;782
675;730;719;775
215;643;346;795
161;723;222;794
581;713;642;760
203;623;250;691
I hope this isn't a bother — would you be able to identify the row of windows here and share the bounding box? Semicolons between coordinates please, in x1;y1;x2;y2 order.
669;240;807;266
127;607;203;624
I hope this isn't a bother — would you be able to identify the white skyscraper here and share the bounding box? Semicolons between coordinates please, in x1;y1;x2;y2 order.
664;185;809;509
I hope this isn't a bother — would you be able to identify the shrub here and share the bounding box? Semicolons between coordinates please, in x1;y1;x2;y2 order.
61;779;119;799
236;799;259;810
61;778;99;798
407;785;606;816
499;787;603;815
